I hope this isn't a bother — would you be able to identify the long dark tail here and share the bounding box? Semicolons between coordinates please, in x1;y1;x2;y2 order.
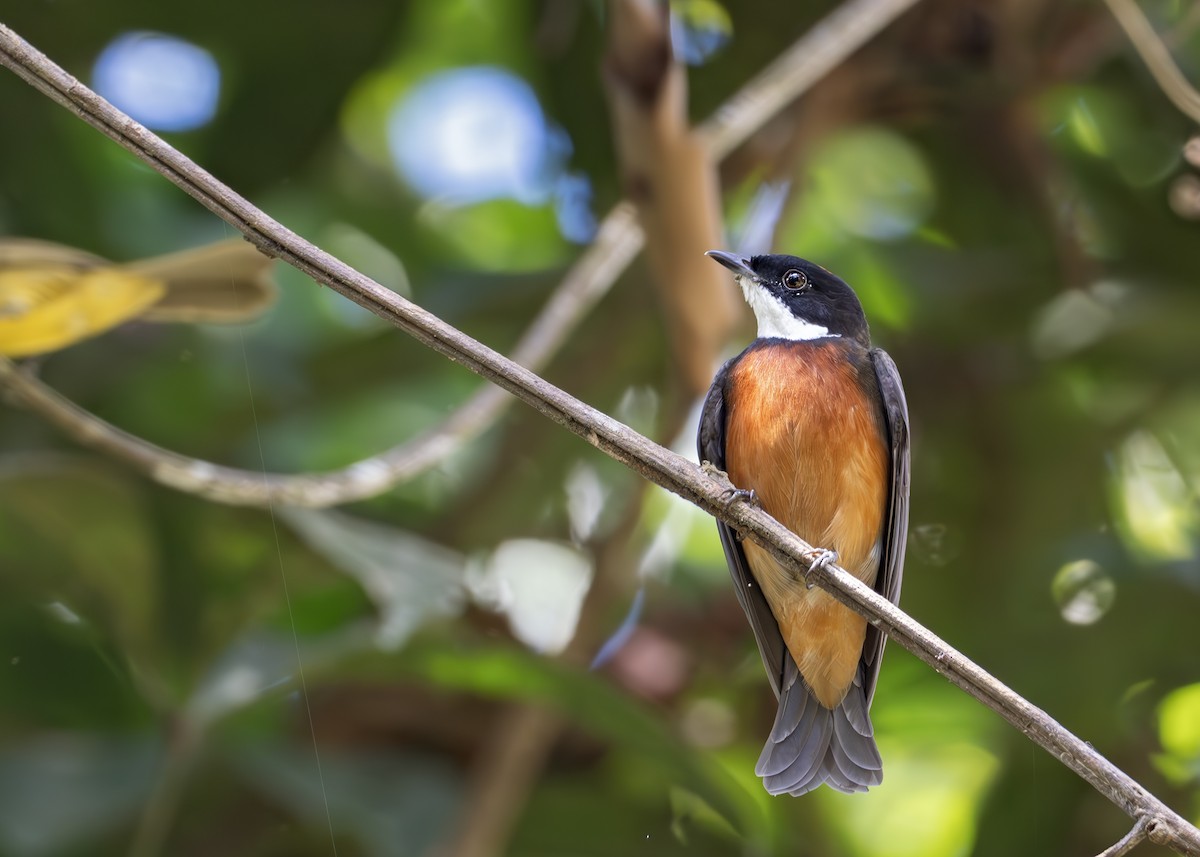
756;661;882;796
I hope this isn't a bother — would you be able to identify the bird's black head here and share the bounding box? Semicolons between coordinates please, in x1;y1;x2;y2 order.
706;251;870;346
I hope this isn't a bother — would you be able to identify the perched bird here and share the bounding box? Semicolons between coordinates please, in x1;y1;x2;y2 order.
698;251;909;796
0;238;278;357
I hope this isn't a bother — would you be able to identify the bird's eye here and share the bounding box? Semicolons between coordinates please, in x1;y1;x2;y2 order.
782;269;808;291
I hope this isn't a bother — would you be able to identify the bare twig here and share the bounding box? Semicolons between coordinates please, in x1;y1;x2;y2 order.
433;703;562;857
697;0;923;158
1097;815;1153;857
127;719;202;857
3;23;1197;855
0;0;920;507
1103;0;1200;123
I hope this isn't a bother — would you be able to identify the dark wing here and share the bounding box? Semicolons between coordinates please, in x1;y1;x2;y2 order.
861;348;911;706
698;358;789;698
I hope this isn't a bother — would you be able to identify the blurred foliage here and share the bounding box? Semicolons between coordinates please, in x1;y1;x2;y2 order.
2;0;1200;856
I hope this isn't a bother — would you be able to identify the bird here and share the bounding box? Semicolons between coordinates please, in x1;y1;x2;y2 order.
698;250;910;796
0;238;278;357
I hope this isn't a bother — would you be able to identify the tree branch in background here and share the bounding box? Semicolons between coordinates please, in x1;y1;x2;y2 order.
0;206;642;507
697;0;924;158
1097;815;1152;857
603;0;738;395
433;703;562;857
3;23;1198;854
1103;0;1200;123
0;0;921;506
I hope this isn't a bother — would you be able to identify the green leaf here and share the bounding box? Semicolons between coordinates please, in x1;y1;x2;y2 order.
0;456;159;663
801;126;935;243
668;785;740;845
1110;431;1198;563
1159;683;1200;763
424;199;568;271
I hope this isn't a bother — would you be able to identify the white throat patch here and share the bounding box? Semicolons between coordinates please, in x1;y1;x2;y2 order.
738;277;837;341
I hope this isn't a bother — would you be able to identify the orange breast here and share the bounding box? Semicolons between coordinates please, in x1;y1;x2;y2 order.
725;341;888;707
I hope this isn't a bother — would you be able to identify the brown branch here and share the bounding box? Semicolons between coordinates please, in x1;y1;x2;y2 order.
603;0;738;395
3;22;1198;854
1103;0;1200;123
432;703;561;857
1097;815;1153;857
128;719;202;857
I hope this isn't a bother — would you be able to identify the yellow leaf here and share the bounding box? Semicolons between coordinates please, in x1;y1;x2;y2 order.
0;237;278;342
0;266;165;356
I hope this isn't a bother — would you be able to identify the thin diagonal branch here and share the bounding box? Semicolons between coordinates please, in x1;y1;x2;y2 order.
1103;0;1200;123
1097;815;1153;857
0;0;919;507
3;23;1198;855
697;0;923;158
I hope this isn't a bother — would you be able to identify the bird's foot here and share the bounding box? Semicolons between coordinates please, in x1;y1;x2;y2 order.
724;488;760;542
801;548;839;590
701;461;760;511
725;486;758;511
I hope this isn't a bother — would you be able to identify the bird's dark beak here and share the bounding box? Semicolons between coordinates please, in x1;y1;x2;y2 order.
705;250;757;282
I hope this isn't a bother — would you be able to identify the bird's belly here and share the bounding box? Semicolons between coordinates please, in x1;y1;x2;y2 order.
725;342;888;707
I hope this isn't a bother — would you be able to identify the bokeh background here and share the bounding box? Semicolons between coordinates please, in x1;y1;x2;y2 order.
2;1;1200;855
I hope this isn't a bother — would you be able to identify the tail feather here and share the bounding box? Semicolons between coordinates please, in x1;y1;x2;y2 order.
819;752;868;794
840;669;875;737
767;665;809;743
833;686;882;772
760;700;831;791
828;731;877;790
757;661;883;795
